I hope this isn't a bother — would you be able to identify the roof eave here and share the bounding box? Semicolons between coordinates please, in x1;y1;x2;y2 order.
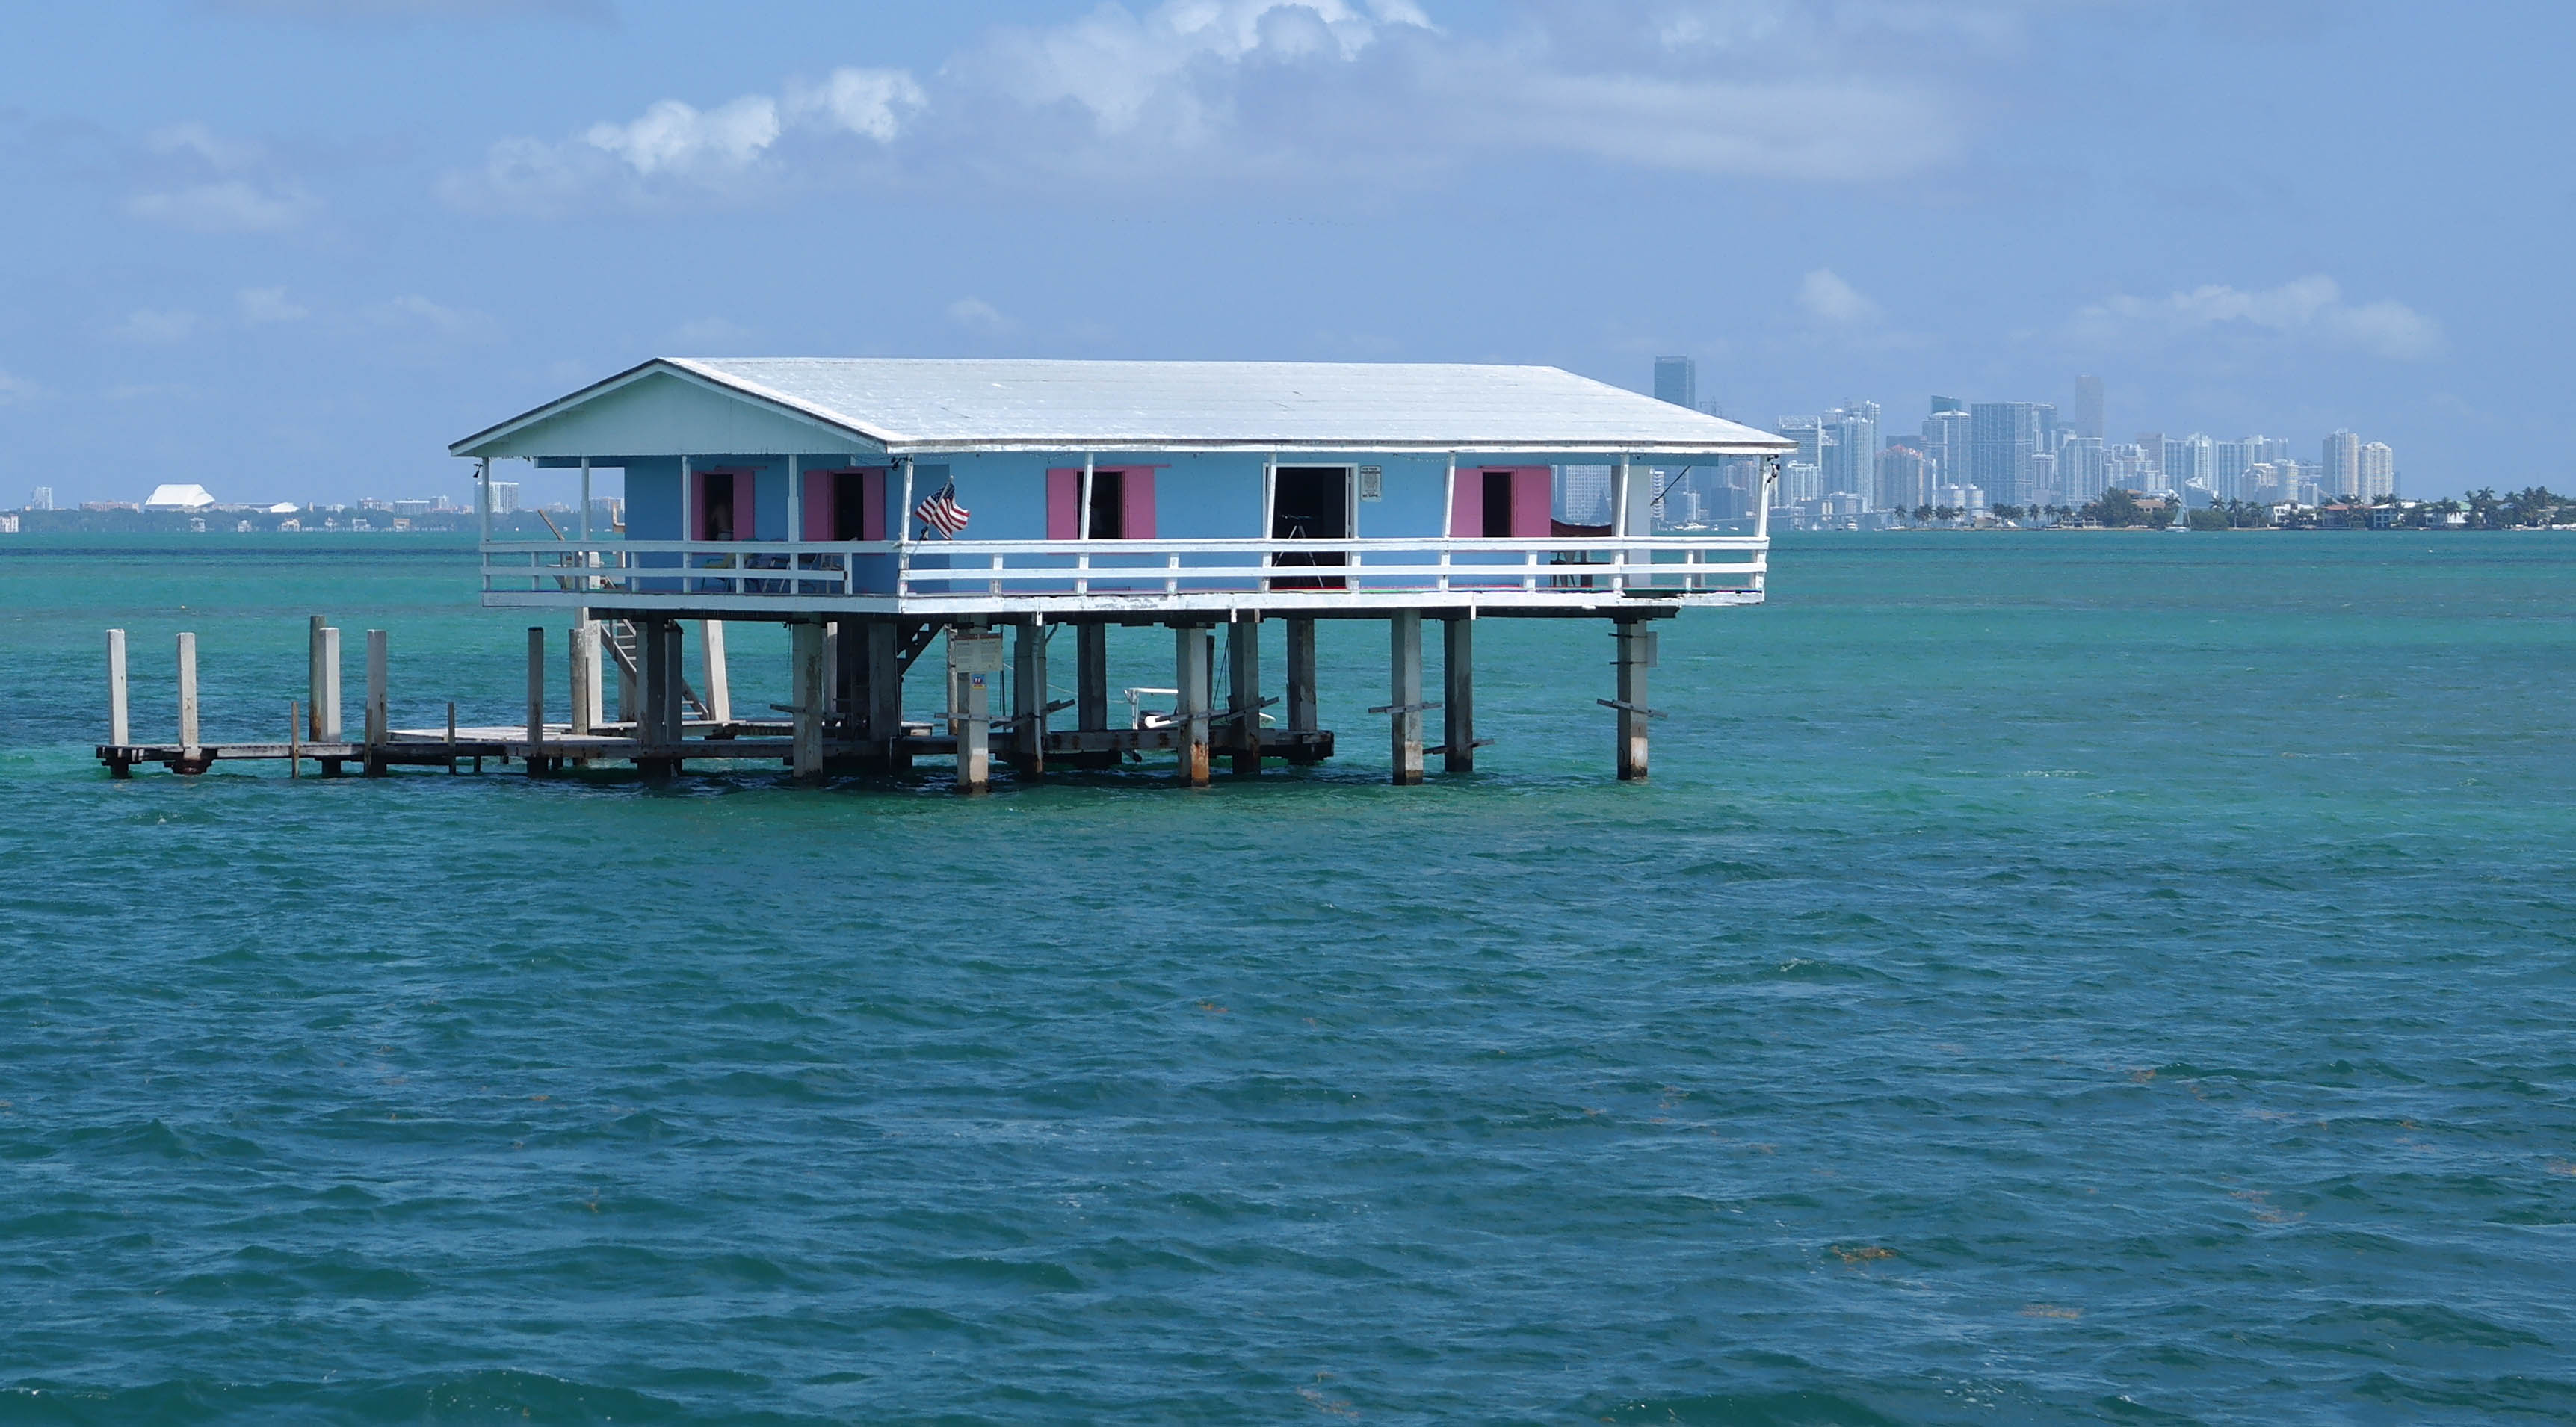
883;438;1797;457
448;357;897;459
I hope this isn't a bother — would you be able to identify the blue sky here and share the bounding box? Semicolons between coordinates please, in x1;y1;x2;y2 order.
1;0;2561;504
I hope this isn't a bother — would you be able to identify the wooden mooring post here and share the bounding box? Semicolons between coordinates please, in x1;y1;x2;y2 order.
1075;623;1111;769
525;625;547;776
364;629;388;776
308;616;342;743
1010;622;1048;778
948;627;1000;794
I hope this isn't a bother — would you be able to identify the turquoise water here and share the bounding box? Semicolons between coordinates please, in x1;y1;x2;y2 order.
4;533;2575;1425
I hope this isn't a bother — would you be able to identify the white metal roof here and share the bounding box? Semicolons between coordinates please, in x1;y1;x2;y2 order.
452;357;1794;459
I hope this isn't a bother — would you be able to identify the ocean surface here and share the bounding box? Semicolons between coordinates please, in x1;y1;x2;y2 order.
4;531;2574;1426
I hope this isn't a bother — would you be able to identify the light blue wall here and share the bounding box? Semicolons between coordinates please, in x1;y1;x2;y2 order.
617;448;1577;546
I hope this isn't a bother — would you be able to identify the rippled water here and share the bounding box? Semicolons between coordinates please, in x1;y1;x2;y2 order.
4;533;2575;1425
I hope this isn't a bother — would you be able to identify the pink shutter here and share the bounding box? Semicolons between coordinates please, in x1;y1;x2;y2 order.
1449;468;1477;537
805;471;835;540
1512;468;1552;537
1123;469;1156;539
1047;468;1080;539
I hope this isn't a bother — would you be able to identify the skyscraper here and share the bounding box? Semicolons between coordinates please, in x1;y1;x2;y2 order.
28;486;52;512
2164;434;2214;500
2214;439;2258;502
2323;431;2362;497
1654;357;1696;410
2359;442;2396;499
2058;436;2107;504
2073;375;2105;440
1777;415;1830;472
1922;408;1971;489
2134;433;2166;487
1823;400;1880;509
1877;444;1930;512
1971;403;2041;507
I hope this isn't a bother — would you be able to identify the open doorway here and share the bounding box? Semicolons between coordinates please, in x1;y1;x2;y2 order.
1271;465;1350;589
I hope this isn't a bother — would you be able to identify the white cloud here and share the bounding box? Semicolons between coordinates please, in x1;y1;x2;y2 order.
945;297;1013;335
0;369;40;406
126;123;322;232
788;67;928;143
2071;275;2444;360
448;65;920;213
584;96;782;177
449;0;1983;214
1798;269;1882;325
238;287;311;324
113;309;201;344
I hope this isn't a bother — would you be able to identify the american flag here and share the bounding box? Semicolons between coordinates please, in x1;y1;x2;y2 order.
912;482;971;538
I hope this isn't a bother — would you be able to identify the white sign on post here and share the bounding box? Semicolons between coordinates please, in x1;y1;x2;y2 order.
948;631;1004;675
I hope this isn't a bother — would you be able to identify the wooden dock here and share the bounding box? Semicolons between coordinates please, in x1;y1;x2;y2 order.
94;616;1354;786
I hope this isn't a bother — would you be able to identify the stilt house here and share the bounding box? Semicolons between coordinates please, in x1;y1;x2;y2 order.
453;357;1791;785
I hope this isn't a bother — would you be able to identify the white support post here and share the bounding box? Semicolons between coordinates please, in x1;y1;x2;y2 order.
1174;624;1211;787
698;619;732;725
791;621;827;778
365;629;388;775
572;620;600;735
105;628;129;746
786;454;802;543
176;631;200;758
1078;454;1095;541
1613;619;1654;781
309;618;342;741
477;457;491;545
1439;451;1457;536
578;456;593;541
1752;455;1777;593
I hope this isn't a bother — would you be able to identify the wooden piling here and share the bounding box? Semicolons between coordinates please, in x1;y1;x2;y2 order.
1226;615;1261;776
365;629;388;776
1284;618;1318;764
866;619;906;773
106;628;129;749
790;621;827;778
1075;623;1110;766
176;631;200;764
1011;622;1047;778
1385;612;1424;785
639;618;683;773
1174;624;1212;787
447;702;460;774
525;625;546;776
1442;616;1477;774
288;700;301;778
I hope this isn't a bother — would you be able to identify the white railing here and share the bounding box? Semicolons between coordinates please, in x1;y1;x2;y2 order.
479;535;1767;602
